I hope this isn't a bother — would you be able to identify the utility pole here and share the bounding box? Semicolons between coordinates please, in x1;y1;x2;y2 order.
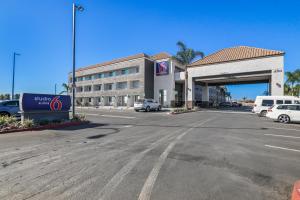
71;3;84;118
12;52;20;100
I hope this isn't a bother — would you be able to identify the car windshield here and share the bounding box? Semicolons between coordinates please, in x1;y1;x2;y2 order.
136;99;144;103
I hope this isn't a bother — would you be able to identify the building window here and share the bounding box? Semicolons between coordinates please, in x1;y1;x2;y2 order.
93;84;102;91
84;85;92;92
121;69;128;75
77;77;83;82
88;98;92;103
104;83;113;91
85;76;92;81
130;80;140;89
76;87;83;92
116;82;127;90
128;66;139;74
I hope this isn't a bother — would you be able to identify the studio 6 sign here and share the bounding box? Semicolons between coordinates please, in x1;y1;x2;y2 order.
20;93;71;112
156;61;169;76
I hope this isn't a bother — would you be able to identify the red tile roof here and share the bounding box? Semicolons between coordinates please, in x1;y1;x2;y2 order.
189;46;284;67
151;52;171;60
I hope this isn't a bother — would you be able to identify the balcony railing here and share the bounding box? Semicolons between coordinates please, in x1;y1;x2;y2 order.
174;72;185;81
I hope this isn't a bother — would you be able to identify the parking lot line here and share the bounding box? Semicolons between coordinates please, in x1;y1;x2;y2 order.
264;134;300;139
265;127;300;132
265;145;300;153
100;114;136;119
138;118;215;200
81;113;99;116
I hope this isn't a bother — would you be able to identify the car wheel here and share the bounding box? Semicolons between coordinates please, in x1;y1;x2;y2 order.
135;109;139;112
146;106;150;112
157;106;161;111
260;110;267;117
278;114;290;123
0;112;10;117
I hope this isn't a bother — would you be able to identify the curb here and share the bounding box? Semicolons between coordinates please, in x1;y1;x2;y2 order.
170;110;197;115
0;121;89;134
292;180;300;200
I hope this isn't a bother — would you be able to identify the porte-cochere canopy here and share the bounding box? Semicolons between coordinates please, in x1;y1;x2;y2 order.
187;46;285;107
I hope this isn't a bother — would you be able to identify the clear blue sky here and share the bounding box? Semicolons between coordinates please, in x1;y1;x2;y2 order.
1;0;299;100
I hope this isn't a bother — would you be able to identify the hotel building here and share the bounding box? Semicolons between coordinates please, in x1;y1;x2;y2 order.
68;52;225;108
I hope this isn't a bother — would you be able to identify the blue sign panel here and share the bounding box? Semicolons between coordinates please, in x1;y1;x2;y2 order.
21;93;71;112
156;61;169;76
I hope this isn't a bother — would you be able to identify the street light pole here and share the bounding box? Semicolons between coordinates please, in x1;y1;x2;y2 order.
55;83;57;95
72;3;84;119
12;52;20;100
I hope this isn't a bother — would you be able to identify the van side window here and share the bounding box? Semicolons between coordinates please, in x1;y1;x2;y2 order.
277;105;288;110
284;100;292;104
295;100;300;104
287;105;298;110
262;100;274;106
276;100;283;104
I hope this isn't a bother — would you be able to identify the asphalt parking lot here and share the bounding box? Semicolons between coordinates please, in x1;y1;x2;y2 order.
0;109;299;200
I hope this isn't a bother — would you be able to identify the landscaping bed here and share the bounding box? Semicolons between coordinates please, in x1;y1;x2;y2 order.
170;108;198;115
0;115;88;134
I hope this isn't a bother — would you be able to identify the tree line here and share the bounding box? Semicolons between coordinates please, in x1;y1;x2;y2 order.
284;69;300;96
0;94;20;100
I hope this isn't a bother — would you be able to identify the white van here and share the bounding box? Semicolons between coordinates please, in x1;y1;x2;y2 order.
253;96;300;116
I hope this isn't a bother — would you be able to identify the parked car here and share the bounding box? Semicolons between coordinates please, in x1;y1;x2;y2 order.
134;99;161;112
219;102;232;107
266;104;300;123
0;100;20;117
232;101;242;107
252;96;300;117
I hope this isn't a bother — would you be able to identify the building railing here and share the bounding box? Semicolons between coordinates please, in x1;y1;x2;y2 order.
174;72;185;81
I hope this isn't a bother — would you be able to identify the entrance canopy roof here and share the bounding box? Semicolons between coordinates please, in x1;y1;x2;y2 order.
189;46;284;67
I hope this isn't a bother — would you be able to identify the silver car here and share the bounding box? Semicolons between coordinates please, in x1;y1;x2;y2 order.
134;99;161;112
0;100;20;117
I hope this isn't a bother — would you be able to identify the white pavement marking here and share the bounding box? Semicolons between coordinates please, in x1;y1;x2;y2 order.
264;134;300;139
82;113;99;116
265;127;300;132
197;110;254;115
138;118;215;200
98;128;184;200
100;114;136;119
123;125;133;128
265;145;300;153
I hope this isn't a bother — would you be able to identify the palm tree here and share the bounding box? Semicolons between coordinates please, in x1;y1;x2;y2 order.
284;83;292;95
294;84;300;97
60;83;70;95
172;41;204;109
285;69;300;96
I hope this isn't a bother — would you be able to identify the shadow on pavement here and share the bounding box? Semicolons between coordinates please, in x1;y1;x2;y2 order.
52;123;109;131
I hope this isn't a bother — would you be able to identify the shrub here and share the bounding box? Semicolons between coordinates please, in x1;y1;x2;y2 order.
0;116;21;131
72;114;86;122
23;119;34;128
0;116;18;126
